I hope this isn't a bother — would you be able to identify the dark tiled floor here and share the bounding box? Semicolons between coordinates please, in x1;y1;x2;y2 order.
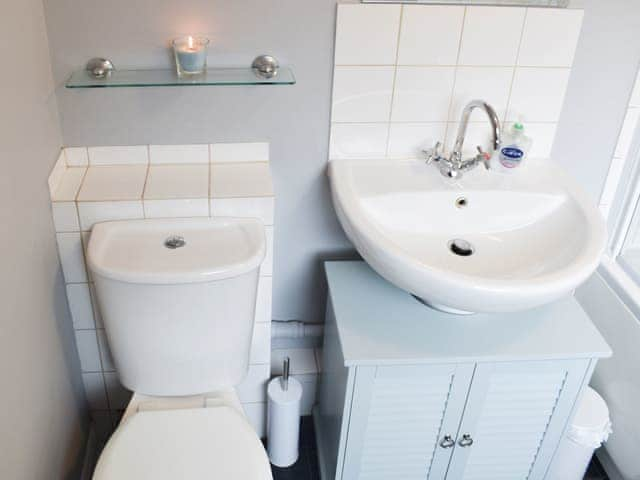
271;416;607;480
270;416;319;480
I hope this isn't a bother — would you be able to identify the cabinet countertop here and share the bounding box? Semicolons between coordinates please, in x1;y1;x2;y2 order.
325;261;611;366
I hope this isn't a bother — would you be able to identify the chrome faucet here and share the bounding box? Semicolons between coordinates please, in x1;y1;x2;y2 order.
423;100;501;179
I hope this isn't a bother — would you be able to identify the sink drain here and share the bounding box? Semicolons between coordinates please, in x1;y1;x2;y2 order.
449;239;474;257
164;235;186;249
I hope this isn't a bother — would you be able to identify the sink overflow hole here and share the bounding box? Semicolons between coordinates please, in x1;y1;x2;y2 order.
449;239;474;257
455;197;468;208
164;235;186;249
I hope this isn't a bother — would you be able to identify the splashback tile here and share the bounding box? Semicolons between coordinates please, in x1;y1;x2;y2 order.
67;283;95;330
330;123;389;159
56;232;87;283
88;146;148;166
211;142;269;163
334;4;401;65
210;197;275;225
52;202;80;232
51;167;86;202
391;66;456;122
64;147;89;167
211;162;273;198
518;9;583;67
332;66;395;123
77;165;147;202
143;199;209;218
387;123;447;159
507;67;571;122
397;5;464;66
458;7;526;66
78;201;144;231
149;144;209;164
75;330;102;372
144;164;209;200
449;66;514;121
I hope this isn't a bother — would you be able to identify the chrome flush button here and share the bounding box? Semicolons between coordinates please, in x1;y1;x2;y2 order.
164;235;186;249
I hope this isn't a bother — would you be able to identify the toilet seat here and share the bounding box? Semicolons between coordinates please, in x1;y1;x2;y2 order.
93;406;272;479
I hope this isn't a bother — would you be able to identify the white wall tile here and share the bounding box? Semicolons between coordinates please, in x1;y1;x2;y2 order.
67;283;95;330
149;144;209;164
449;67;514;121
236;363;270;403
56;232;87;283
210;197;274;225
75;330;102;372
615;107;640;159
80;231;93;282
599;203;611;218
64;147;89;167
518;9;583;67
523;122;557;158
97;329;116;372
88;146;148;165
143;199;209;218
250;322;271;365
314;348;323;372
271;348;318;376
398;5;464;66
78;201;144;231
51;202;80;232
334;4;401;65
77;165;147;202
331;66;395;123
507;67;571;122
210;142;269;163
458;7;525;66
391;67;455;122
255;277;273;324
387;123;446;159
144;164;208;199
48;150;67;197
51;167;86;202
242;402;266;437
262;226;273;276
82;373;108;410
210;162;273;198
104;372;132;410
329;123;389;159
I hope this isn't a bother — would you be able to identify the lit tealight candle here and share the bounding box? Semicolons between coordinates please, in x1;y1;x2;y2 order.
172;36;209;76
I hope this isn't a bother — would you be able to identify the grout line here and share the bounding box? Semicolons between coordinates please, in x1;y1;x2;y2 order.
385;4;404;157
503;8;529;125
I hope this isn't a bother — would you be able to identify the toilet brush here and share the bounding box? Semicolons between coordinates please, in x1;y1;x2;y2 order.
267;357;303;467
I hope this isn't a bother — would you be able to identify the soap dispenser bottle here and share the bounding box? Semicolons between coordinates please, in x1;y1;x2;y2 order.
495;120;532;171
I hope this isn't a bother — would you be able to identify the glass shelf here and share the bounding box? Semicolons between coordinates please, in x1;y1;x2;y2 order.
65;66;296;88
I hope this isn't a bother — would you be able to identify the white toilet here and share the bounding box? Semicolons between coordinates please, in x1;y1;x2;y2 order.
86;217;272;479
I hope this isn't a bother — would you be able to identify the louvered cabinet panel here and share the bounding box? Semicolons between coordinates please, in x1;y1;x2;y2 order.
445;360;590;480
341;364;474;480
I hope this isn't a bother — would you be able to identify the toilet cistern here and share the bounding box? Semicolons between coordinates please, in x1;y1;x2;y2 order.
423;99;501;179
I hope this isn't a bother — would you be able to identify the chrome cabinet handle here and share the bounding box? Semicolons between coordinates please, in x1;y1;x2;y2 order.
439;435;455;449
458;434;474;447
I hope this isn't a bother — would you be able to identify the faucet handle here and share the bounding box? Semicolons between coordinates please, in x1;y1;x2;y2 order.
423;141;443;164
476;146;492;170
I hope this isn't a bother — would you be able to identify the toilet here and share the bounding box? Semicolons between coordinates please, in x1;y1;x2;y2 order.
86;217;272;479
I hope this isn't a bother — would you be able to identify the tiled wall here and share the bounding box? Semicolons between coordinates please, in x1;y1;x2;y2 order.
599;69;640;219
329;3;583;160
48;143;274;441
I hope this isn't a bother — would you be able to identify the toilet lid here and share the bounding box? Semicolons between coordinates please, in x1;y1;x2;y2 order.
93;406;273;479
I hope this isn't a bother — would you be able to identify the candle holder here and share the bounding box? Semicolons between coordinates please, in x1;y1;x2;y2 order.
172;36;209;77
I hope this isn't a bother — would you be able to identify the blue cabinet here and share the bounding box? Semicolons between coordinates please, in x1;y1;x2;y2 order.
314;262;610;480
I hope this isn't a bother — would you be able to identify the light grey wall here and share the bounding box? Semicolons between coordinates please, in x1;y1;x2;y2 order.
555;0;640;200
0;0;88;478
44;0;352;323
44;0;640;322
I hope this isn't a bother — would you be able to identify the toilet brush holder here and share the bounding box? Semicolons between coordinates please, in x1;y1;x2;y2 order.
267;357;303;467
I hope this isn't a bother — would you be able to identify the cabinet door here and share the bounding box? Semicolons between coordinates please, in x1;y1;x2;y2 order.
341;363;475;480
445;359;590;480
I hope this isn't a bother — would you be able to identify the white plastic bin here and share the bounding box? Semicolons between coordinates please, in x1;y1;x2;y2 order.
547;387;612;480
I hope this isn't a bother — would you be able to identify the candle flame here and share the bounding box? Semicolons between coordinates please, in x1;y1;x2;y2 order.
187;36;194;49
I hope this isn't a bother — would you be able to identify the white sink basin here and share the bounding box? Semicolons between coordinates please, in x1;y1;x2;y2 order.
329;158;607;314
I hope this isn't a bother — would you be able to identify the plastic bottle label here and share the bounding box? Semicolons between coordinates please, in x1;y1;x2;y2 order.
500;146;524;168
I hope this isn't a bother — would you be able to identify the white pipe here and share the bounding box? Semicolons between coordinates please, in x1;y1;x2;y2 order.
272;321;324;339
